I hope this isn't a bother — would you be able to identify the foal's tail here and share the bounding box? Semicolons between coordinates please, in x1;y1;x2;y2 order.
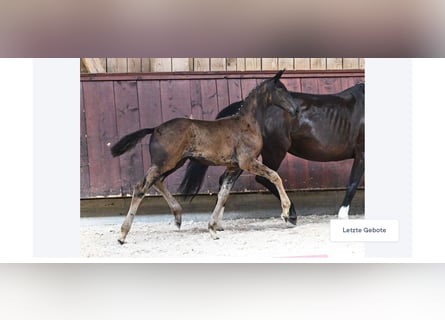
110;128;154;157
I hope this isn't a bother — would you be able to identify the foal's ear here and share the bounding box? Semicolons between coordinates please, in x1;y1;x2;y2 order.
272;69;285;83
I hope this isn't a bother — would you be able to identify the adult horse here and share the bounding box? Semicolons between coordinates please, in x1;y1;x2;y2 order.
111;70;298;242
179;81;364;224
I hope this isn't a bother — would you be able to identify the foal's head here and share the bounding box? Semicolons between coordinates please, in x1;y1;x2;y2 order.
248;70;298;116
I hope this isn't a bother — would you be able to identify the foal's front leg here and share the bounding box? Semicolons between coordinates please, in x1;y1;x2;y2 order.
208;169;242;239
240;159;291;222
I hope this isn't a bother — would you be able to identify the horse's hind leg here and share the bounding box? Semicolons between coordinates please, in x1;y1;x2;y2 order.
338;154;364;219
153;180;182;229
240;159;291;222
118;166;161;244
208;169;242;240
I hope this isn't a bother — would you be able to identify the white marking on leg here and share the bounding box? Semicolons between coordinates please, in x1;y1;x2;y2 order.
338;205;350;219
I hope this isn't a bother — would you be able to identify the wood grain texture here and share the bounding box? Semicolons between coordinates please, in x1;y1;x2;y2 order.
107;58;127;73
310;58;326;70
82;58;365;73
81;71;365;198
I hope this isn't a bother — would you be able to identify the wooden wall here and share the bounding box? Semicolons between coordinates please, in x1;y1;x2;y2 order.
81;70;364;199
81;58;365;73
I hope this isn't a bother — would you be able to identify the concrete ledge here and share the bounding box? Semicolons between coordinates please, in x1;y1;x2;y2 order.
81;190;364;218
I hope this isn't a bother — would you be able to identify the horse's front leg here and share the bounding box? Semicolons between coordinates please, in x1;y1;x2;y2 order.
208;169;242;239
240;159;291;223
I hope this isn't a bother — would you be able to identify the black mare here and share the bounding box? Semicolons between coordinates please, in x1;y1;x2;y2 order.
179;82;364;224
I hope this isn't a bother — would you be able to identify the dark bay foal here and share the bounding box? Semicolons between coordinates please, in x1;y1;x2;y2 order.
111;70;298;243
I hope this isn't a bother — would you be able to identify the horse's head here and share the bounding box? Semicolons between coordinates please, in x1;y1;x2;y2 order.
264;70;298;116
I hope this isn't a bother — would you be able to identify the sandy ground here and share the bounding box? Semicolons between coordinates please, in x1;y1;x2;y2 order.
80;213;365;259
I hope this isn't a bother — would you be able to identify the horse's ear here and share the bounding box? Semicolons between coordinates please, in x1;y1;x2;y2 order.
273;69;285;83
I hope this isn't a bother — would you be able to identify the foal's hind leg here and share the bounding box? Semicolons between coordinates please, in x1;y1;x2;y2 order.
118;166;160;244
240;159;291;222
208;169;242;240
153;180;182;229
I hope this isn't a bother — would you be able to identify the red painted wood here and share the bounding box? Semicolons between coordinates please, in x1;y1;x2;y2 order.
189;79;204;120
216;79;230;113
83;81;121;196
199;79;222;192
227;78;242;105
137;80;163;195
114;80;145;195
80;71;365;198
80;83;90;197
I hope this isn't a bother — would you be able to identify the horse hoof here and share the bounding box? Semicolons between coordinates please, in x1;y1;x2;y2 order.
118;239;125;245
175;221;182;229
281;215;288;223
216;226;224;231
288;216;297;226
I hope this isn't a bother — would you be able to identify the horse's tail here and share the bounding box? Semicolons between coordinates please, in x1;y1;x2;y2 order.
111;128;154;157
178;100;244;201
177;160;209;201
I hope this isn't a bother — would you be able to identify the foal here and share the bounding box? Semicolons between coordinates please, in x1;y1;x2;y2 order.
111;70;298;243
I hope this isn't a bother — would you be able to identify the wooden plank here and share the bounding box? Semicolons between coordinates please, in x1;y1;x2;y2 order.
281;76;302;93
199;79;219;120
294;58;310;70
318;77;343;94
114;80;145;195
216;78;230;113
310;58;326;70
245;58;261;71
226;58;237;71
80;83;90;197
278;58;294;70
189;79;204;120
301;77;320;94
236;58;246;71
210;58;226;71
159;79;192;192
241;78;258;99
172;58;192;71
160;79;192;120
262;58;278;70
83;81;121;196
81;58;106;73
227;78;242;104
194;58;210;71
107;58;127;73
341;76;364;89
82;70;364;82
150;58;172;72
137;80;163;194
128;58;142;72
343;58;359;69
199;79;220;192
327;58;343;70
141;58;151;72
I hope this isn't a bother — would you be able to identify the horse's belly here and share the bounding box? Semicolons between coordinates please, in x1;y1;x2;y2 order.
289;141;353;161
